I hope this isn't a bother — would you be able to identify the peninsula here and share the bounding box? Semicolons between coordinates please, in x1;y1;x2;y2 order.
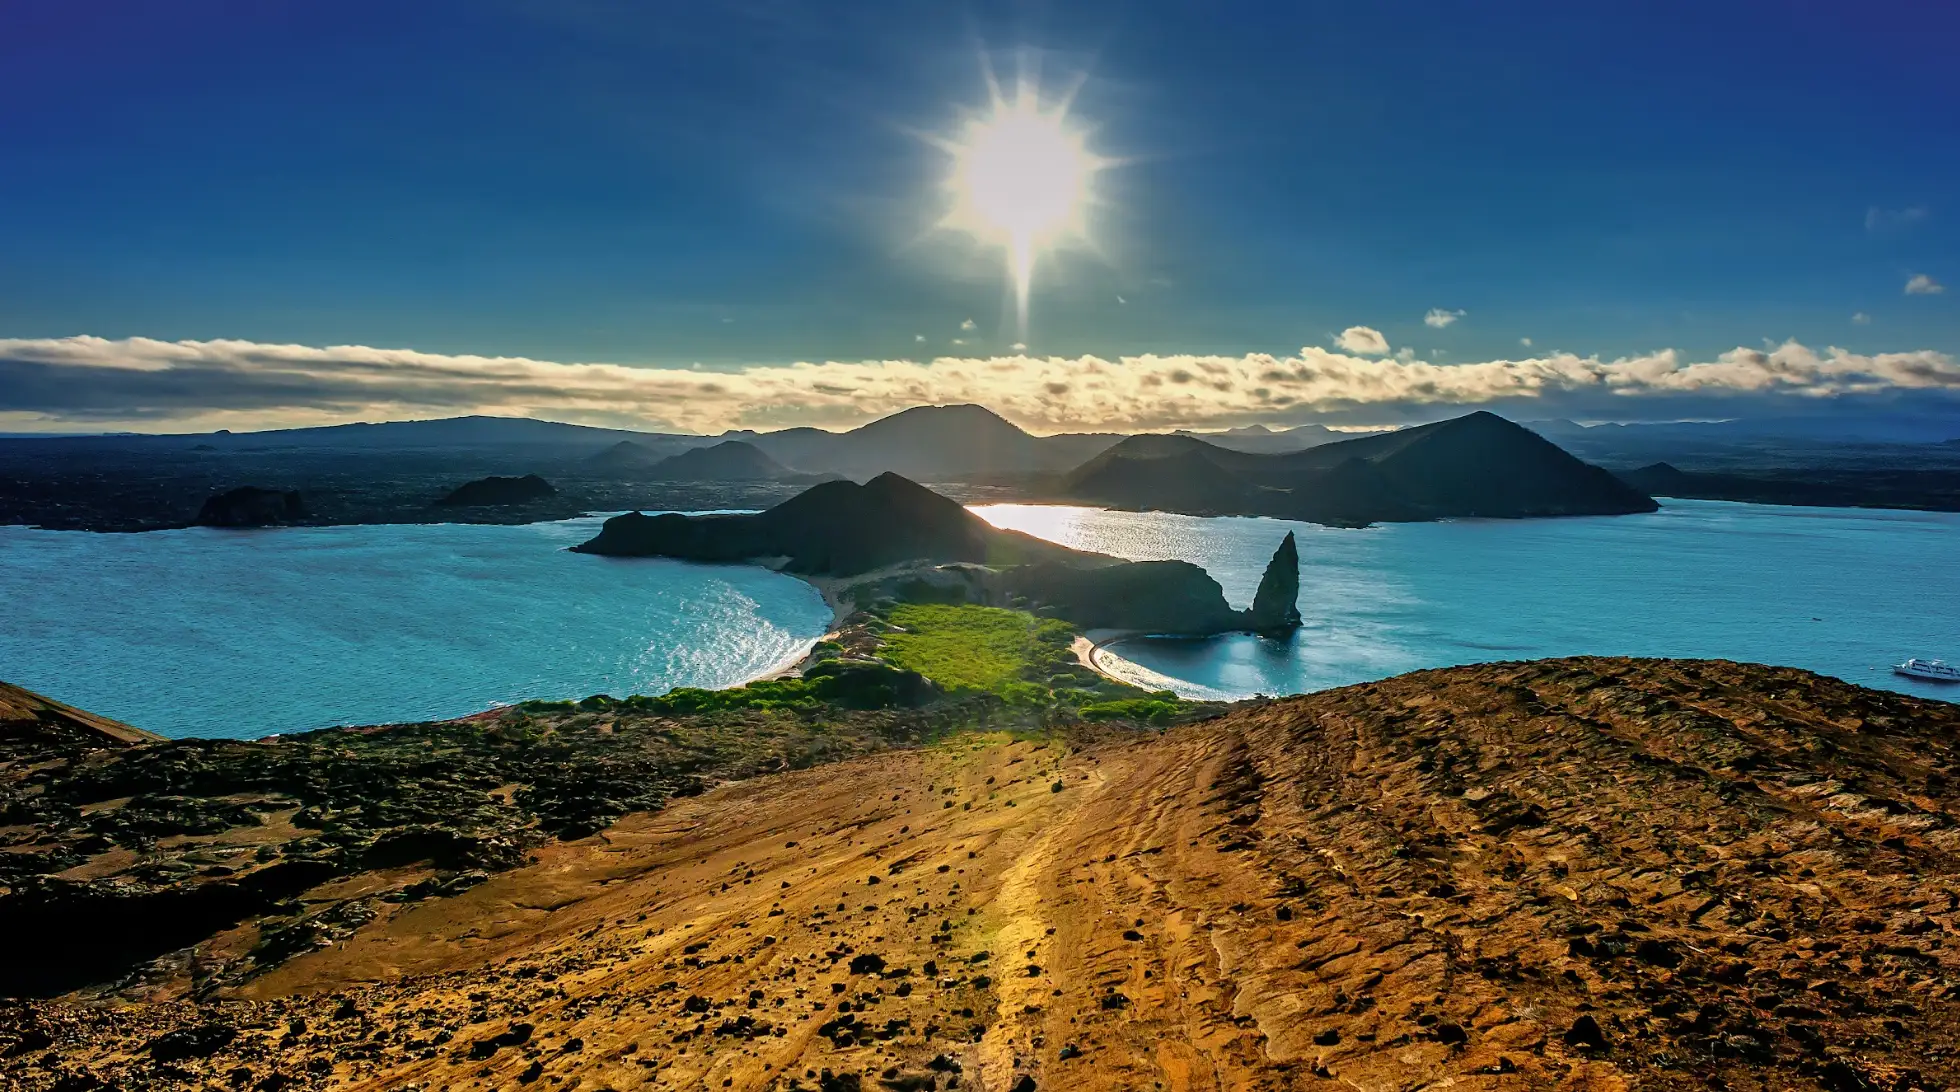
573;471;1302;637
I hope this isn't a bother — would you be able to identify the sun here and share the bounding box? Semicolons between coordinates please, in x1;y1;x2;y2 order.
938;79;1104;341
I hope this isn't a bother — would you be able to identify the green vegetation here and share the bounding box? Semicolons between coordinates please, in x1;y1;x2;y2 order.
524;659;935;717
525;600;1208;727
878;603;1077;693
1078;695;1185;725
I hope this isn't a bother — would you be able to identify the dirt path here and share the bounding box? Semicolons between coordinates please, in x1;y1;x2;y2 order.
12;657;1960;1091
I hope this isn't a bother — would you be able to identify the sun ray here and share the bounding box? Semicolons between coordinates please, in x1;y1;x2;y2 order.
937;62;1105;344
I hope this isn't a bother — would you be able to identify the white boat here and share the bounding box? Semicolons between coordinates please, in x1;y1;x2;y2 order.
1894;657;1960;682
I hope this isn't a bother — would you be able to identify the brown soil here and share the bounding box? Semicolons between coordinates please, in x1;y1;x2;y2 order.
8;656;1960;1091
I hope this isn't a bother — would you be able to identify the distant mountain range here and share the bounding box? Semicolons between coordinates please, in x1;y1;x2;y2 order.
586;438;826;482
1171;422;1342;453
29;415;696;453
1530;411;1960;448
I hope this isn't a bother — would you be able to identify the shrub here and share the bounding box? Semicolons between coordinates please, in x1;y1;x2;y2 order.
1077;698;1184;725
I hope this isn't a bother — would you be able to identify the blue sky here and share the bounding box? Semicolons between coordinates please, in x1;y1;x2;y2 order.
2;1;1956;432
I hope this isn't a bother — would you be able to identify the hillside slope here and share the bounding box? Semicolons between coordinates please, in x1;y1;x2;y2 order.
9;658;1958;1091
730;404;1120;478
573;471;1082;575
0;680;158;748
645;439;800;481
1064;411;1657;525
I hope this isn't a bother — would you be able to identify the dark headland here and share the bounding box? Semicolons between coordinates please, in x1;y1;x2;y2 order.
573;471;1299;636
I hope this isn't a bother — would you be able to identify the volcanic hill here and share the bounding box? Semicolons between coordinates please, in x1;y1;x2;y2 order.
645;440;803;482
1061;410;1659;525
571;472;1295;635
5;658;1958;1091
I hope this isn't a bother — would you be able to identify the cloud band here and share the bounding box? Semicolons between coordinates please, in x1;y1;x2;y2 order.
3;334;1957;434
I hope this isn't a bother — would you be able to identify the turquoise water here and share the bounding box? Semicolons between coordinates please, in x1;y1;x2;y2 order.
4;500;1952;739
973;500;1960;703
0;517;831;738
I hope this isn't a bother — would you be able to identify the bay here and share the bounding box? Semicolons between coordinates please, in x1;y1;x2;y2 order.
0;516;831;738
973;499;1960;703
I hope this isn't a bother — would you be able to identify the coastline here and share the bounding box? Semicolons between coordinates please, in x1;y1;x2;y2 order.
1070;628;1142;684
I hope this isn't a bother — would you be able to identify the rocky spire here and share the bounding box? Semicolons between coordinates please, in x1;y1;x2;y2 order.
1247;531;1302;635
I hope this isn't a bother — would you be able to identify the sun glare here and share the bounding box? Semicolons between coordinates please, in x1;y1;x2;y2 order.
941;81;1102;341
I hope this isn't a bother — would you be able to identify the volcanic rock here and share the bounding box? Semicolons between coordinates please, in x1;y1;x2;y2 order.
1246;531;1302;634
436;474;555;507
194;486;306;527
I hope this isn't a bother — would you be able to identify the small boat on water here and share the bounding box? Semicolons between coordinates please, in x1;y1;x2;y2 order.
1895;657;1960;683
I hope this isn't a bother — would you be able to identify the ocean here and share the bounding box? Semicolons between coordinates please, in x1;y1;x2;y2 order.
3;499;1953;738
975;499;1960;703
0;516;831;738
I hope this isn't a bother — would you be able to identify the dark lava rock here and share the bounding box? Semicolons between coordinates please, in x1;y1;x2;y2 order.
437;474;555;507
1564;1014;1608;1050
147;1024;235;1062
1246;532;1302;635
1634;938;1682;967
466;1022;534;1060
849;952;888;975
195;487;305;528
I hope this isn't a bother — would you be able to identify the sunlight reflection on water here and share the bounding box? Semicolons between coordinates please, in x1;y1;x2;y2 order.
974;500;1960;703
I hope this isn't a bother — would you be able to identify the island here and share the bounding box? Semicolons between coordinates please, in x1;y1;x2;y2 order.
572;471;1302;637
1058;410;1658;525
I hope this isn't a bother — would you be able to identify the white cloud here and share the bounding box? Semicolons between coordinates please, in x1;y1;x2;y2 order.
5;334;1959;436
1520;337;1533;348
1424;308;1466;329
959;318;977;331
1010;342;1027;352
914;334;927;343
1906;273;1945;295
1335;326;1391;355
1394;347;1417;362
1867;206;1928;232
1852;312;1872;325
